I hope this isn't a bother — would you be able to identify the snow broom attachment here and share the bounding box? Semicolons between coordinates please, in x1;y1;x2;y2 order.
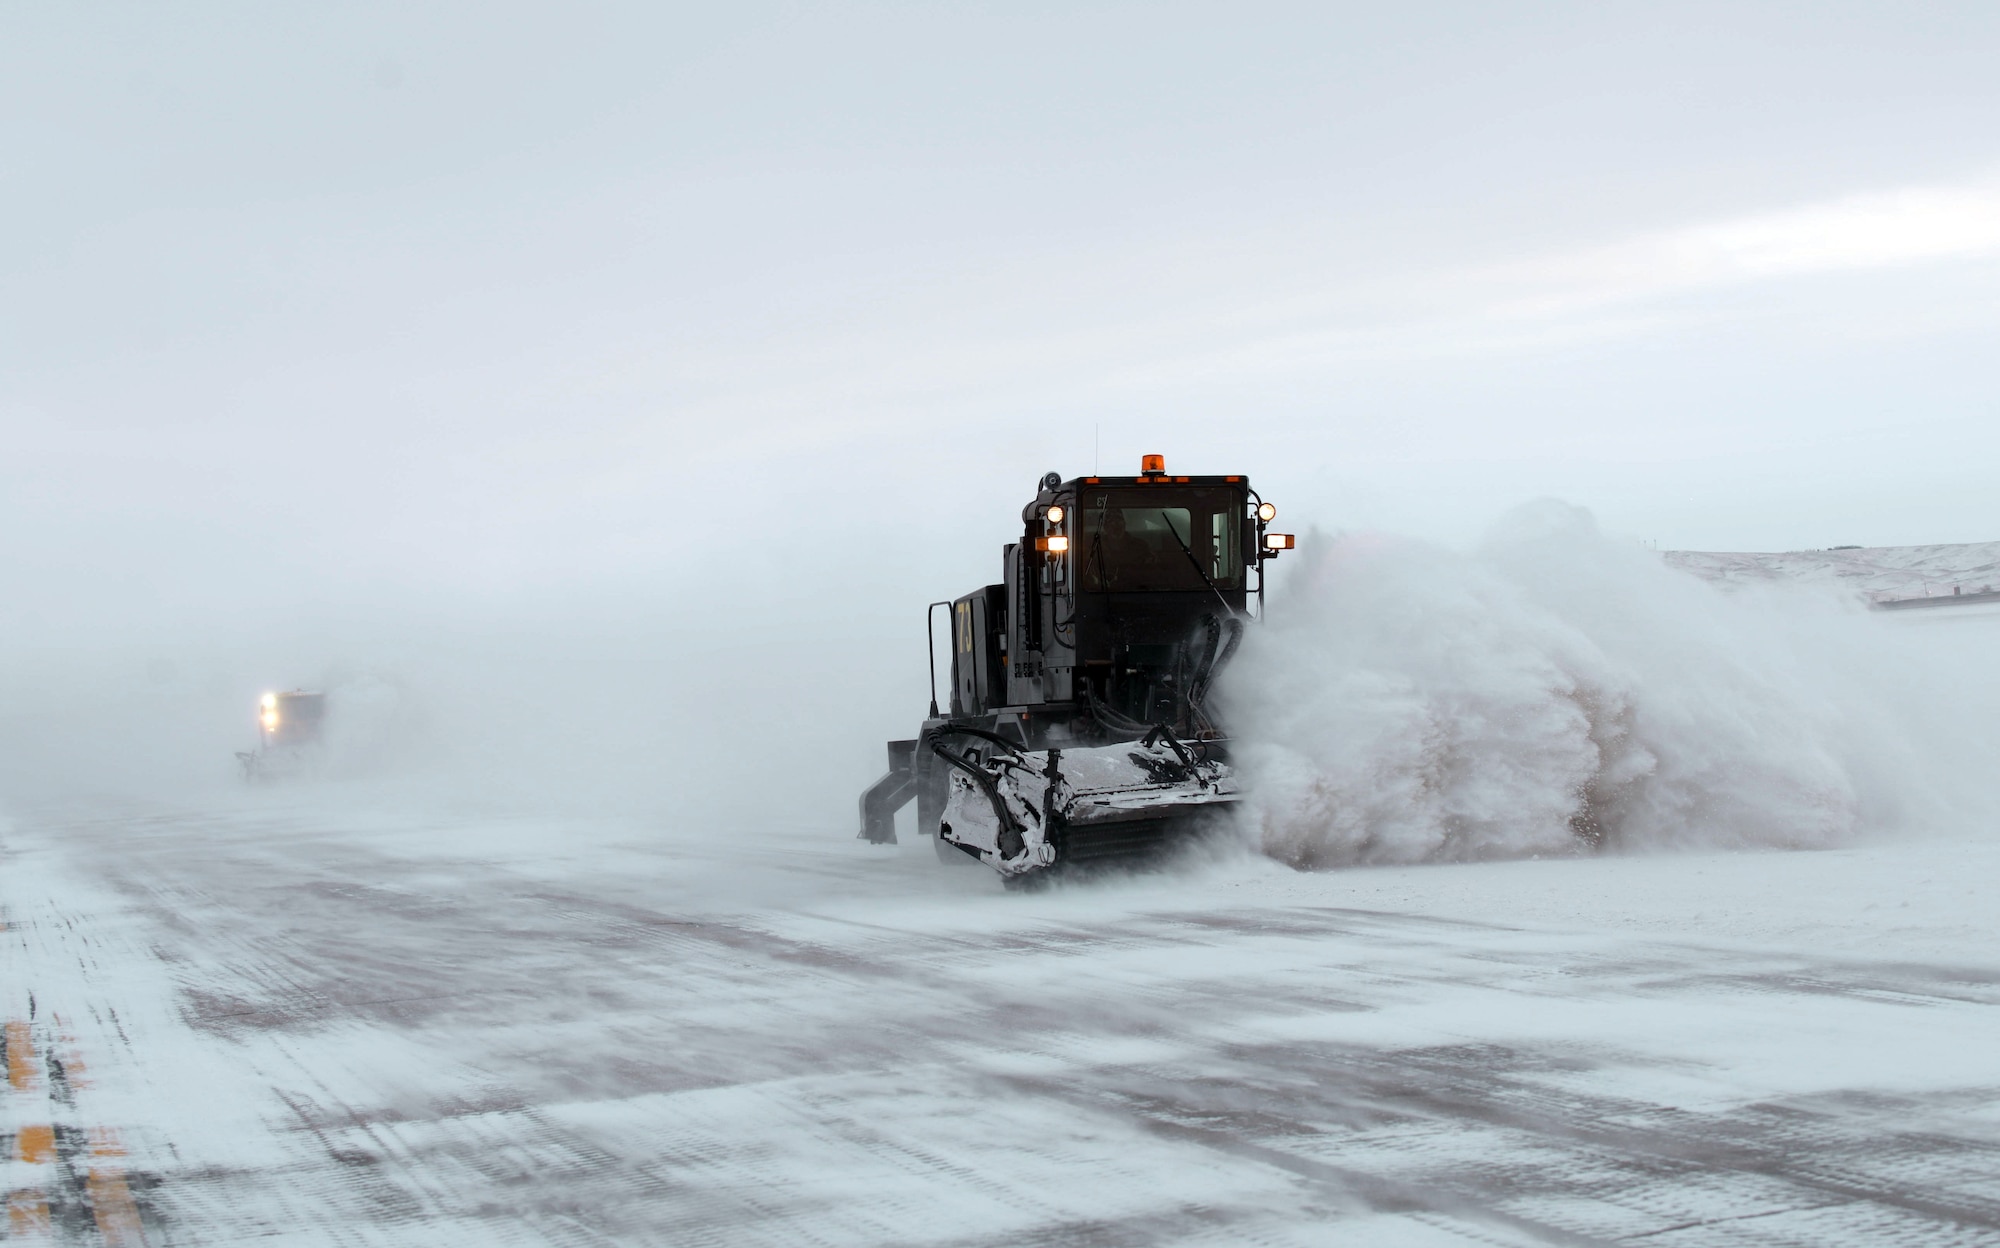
935;723;1240;881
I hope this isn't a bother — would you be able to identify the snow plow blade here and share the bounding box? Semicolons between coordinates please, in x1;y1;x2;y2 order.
934;726;1238;881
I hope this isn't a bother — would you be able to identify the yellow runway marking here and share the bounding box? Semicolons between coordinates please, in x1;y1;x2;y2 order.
51;1016;92;1091
86;1127;148;1247
5;1022;151;1244
15;1123;54;1164
8;1021;55;1238
5;1019;37;1090
7;1187;52;1236
7;1133;55;1240
58;1048;90;1090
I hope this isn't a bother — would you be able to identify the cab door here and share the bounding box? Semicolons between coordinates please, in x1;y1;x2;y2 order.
951;594;982;716
950;588;1007;716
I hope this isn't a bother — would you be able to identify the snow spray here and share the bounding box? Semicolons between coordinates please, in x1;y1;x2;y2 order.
1220;501;2000;869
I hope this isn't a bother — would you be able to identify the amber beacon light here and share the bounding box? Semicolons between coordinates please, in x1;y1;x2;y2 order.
1140;454;1166;475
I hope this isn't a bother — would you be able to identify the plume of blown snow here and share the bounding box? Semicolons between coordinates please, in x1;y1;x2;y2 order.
1221;501;1997;869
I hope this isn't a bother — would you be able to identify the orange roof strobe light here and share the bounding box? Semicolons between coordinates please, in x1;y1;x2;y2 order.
1140;454;1165;475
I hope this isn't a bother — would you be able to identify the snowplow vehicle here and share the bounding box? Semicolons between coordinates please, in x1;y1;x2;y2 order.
860;455;1294;884
236;689;328;781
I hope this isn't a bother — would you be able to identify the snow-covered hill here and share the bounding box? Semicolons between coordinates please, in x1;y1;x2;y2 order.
1666;540;2000;603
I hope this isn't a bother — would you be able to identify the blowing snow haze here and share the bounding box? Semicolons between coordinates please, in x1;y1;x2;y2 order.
14;9;2000;1245
3;2;1999;822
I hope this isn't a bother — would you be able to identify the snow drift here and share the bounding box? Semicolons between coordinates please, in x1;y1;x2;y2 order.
1223;501;1998;869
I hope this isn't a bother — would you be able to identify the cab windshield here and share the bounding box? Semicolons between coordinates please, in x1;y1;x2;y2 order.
1077;487;1243;592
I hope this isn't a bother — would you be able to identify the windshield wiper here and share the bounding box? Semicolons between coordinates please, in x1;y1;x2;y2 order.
1161;513;1235;613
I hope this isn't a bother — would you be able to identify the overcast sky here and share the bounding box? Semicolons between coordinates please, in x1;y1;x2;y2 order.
5;1;1999;649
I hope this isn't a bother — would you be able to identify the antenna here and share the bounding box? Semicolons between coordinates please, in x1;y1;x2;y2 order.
1094;423;1099;475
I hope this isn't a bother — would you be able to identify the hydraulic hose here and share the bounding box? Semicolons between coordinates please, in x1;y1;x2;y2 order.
929;724;1028;756
1084;687;1154;737
1141;722;1199;773
1186;615;1245;714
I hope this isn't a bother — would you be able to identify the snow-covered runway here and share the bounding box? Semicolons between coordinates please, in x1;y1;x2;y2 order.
7;798;2000;1246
